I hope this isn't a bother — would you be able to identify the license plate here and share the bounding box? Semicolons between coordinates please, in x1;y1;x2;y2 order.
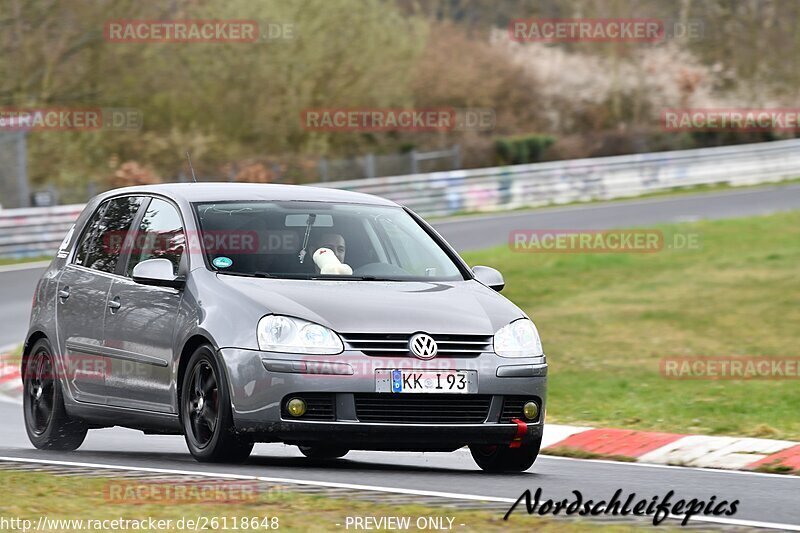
375;369;476;394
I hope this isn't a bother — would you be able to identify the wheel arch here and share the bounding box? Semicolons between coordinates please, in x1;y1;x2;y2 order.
21;330;49;374
176;334;217;413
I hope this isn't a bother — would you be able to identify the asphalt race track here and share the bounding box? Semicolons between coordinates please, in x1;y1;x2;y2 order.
435;182;800;251
1;184;799;529
0;401;798;529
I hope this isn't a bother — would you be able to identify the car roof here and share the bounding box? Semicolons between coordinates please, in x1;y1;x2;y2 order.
97;182;399;207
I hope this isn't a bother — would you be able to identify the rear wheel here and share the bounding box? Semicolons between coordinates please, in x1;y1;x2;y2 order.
23;338;88;451
181;345;253;463
298;445;349;459
469;435;541;473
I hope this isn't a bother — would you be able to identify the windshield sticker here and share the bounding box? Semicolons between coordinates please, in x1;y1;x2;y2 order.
212;256;233;269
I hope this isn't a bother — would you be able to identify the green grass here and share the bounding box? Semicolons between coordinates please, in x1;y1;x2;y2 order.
0;256;51;267
462;211;800;440
1;345;22;372
541;447;637;463
753;461;797;475
0;471;640;532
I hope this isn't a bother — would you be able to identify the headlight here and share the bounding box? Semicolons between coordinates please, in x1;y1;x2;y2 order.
493;318;543;357
257;315;343;355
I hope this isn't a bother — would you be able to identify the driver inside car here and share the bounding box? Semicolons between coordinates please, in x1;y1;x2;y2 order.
310;232;353;275
313;232;346;263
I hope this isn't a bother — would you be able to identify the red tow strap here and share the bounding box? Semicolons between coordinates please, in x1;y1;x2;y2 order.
509;418;528;448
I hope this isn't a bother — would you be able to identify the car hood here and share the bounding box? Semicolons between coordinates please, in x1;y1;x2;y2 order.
215;275;525;335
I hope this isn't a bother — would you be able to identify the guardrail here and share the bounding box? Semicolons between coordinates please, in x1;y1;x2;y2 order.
318;138;800;217
0;204;84;259
1;139;799;259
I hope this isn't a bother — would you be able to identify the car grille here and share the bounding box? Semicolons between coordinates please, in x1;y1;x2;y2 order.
499;396;540;423
341;333;492;358
281;393;336;421
354;393;492;424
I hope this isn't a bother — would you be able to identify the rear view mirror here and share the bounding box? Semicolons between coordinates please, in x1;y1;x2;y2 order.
132;258;185;289
285;214;334;227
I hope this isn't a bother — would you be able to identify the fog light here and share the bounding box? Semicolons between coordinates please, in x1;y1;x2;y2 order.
523;401;539;420
287;398;307;417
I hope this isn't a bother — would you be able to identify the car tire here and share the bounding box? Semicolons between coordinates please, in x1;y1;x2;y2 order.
469;435;541;473
297;445;349;459
181;344;253;463
23;338;88;451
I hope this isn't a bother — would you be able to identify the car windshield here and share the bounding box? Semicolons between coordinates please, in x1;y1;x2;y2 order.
193;201;466;281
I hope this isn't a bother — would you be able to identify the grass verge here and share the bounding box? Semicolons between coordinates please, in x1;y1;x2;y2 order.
0;256;50;267
540;447;637;463
752;461;797;475
462;211;800;440
3;345;23;363
0;470;641;532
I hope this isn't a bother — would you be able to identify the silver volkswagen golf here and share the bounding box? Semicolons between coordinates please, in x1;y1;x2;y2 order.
23;183;547;472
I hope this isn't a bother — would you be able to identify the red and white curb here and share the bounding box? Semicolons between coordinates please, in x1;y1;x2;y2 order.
542;425;800;474
0;349;22;401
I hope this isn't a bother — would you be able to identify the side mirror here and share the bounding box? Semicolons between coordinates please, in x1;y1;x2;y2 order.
472;265;505;292
132;258;185;289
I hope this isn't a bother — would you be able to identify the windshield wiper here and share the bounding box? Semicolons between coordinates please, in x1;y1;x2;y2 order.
216;271;274;278
309;275;400;281
218;272;401;281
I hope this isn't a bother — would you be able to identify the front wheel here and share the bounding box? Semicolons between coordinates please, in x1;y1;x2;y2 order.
181;345;253;463
469;435;541;473
23;338;88;451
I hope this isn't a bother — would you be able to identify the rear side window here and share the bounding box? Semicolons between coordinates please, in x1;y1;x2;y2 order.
73;206;106;267
74;196;142;273
126;198;185;277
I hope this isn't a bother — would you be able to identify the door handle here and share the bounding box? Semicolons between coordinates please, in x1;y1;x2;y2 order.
108;299;121;310
58;289;70;300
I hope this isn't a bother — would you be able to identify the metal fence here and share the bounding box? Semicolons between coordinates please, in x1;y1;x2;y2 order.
0;204;84;258
319;138;800;217
319;146;461;181
1;138;799;259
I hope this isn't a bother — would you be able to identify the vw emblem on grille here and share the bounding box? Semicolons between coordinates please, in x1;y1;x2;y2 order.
409;333;438;360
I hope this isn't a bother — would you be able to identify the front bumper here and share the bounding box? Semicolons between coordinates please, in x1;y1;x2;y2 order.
218;348;547;450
